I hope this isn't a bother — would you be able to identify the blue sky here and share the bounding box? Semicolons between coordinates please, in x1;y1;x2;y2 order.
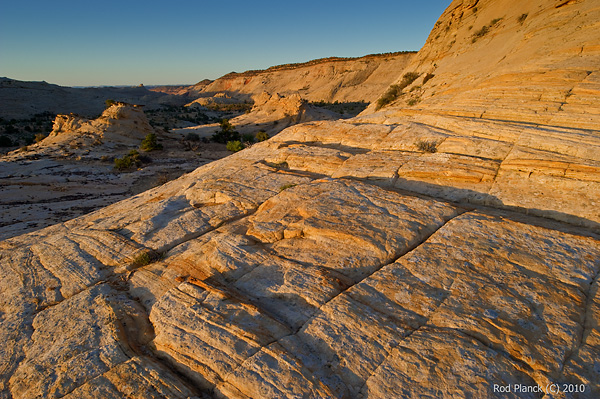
0;1;450;87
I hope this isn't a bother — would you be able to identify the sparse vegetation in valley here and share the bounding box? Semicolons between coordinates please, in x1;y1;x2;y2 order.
114;149;151;170
0;112;54;148
140;133;163;152
212;118;241;143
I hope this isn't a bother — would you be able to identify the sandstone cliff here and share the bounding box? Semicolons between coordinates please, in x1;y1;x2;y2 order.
183;52;416;103
1;0;600;398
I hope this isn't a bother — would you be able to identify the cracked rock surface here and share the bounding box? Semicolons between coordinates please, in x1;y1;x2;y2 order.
1;0;600;397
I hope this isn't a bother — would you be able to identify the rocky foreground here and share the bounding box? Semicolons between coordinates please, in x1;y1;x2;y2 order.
1;0;600;398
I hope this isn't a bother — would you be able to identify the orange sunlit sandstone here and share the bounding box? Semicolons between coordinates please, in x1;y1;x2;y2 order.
1;0;599;397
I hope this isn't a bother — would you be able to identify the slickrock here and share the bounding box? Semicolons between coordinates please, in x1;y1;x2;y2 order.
181;52;415;103
2;0;600;397
176;92;341;139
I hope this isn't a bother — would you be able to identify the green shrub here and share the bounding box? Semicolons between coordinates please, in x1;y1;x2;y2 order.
376;84;402;110
279;183;297;191
375;72;420;110
114;149;151;170
114;156;133;170
472;18;503;43
105;99;116;108
131;250;162;267
226;140;244;152
415;140;438;153
0;135;12;147
140;133;162;152
256;130;270;142
186;132;200;141
241;133;255;143
212;118;240;143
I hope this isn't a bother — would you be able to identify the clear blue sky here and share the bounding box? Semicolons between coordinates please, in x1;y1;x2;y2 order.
0;1;450;87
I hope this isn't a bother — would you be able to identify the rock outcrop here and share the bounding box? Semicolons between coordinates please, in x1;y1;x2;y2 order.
0;103;220;240
1;0;600;398
182;52;416;103
174;92;341;139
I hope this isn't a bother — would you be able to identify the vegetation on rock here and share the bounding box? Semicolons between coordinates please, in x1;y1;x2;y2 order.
415;139;438;153
226;140;244;152
212;118;240;143
472;18;503;42
256;130;270;142
114;149;151;170
376;72;420;110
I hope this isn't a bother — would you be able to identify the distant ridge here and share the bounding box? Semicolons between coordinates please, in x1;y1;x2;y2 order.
220;51;418;79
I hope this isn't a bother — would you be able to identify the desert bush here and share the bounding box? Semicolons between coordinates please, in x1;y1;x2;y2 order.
186;132;200;141
472;18;503;43
226;140;244;152
518;13;528;24
241;133;255;143
279;183;297;191
34;133;47;143
415;139;438;153
114;156;133;170
0;135;12;147
376;72;420;110
105;99;116;108
212;118;240;143
407;98;420;106
256;130;270;142
140;133;162;151
114;149;151;170
131;250;163;267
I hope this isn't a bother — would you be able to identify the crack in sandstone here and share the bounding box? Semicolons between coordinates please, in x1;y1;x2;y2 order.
218;208;467;392
356;273;459;395
559;265;600;375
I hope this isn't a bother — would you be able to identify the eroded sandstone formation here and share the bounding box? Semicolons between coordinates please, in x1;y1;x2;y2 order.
1;0;600;398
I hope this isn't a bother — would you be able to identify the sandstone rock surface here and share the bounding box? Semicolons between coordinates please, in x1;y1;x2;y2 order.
1;0;600;398
182;52;416;103
174;92;341;139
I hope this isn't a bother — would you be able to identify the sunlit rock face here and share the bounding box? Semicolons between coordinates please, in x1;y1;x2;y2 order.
1;0;600;398
181;52;416;103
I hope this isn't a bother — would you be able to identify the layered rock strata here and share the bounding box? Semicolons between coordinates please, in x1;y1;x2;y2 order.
1;0;600;397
